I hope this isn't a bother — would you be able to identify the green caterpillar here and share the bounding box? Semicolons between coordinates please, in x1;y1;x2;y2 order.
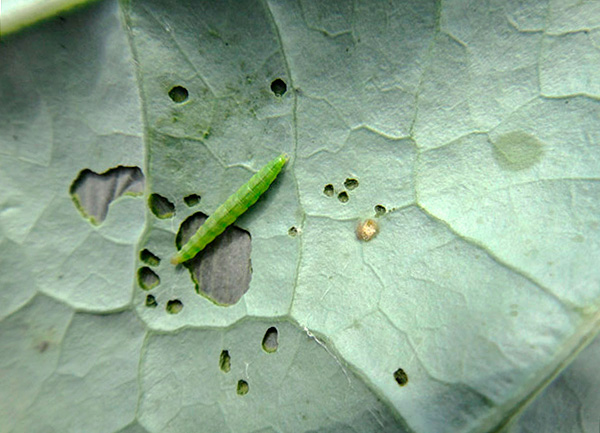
171;153;289;265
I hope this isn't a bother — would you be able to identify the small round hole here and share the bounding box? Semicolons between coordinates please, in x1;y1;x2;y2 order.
138;267;160;290
261;327;279;353
145;294;158;308
237;379;249;395
323;184;334;197
374;205;386;216
219;350;231;373
337;191;349;203
148;193;175;219
168;86;189;103
344;178;359;190
393;368;408;387
166;299;183;314
140;249;161;266
270;78;287;97
183;194;201;207
288;226;298;237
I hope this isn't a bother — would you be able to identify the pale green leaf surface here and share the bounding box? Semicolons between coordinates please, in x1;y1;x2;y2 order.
0;0;599;432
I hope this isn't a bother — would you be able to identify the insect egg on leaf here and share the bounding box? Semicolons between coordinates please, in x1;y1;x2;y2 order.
356;218;379;241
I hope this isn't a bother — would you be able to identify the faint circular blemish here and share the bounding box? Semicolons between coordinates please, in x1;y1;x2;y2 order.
491;131;544;171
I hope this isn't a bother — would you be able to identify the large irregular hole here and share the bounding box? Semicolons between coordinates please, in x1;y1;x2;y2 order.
393;368;408;387
69;166;144;225
175;212;252;306
270;78;287;96
219;350;231;373
168;85;189;103
261;327;279;353
137;267;160;290
237;379;249;396
140;249;161;266
149;193;175;219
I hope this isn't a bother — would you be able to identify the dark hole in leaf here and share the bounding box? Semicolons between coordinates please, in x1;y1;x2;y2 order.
140;249;161;266
183;193;201;207
69;166;144;225
374;205;386;216
262;327;279;353
149;193;175;219
344;178;359;190
270;78;287;96
237;379;249;395
145;294;158;308
175;212;252;306
220;350;231;373
337;191;349;203
168;85;189;103
288;226;298;237
138;267;160;290
393;368;408;387
323;184;334;197
166;299;183;314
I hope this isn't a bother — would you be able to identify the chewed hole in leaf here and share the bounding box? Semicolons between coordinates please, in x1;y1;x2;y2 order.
175;212;252;306
145;294;157;308
288;226;298;237
374;205;386;216
237;380;249;395
166;299;183;314
183;193;201;207
338;191;349;203
344;178;359;190
69;166;144;225
168;85;189;103
219;350;231;373
140;249;161;266
138;267;160;290
393;368;408;387
270;78;287;96
262;327;279;353
323;184;334;197
149;193;175;219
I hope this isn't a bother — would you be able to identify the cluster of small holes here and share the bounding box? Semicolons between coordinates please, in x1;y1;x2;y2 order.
166;299;183;314
137;267;160;291
148;193;175;219
183;193;201;207
270;78;287;97
393;368;408;387
323;178;359;204
217;326;280;397
140;249;161;266
168;85;189;103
